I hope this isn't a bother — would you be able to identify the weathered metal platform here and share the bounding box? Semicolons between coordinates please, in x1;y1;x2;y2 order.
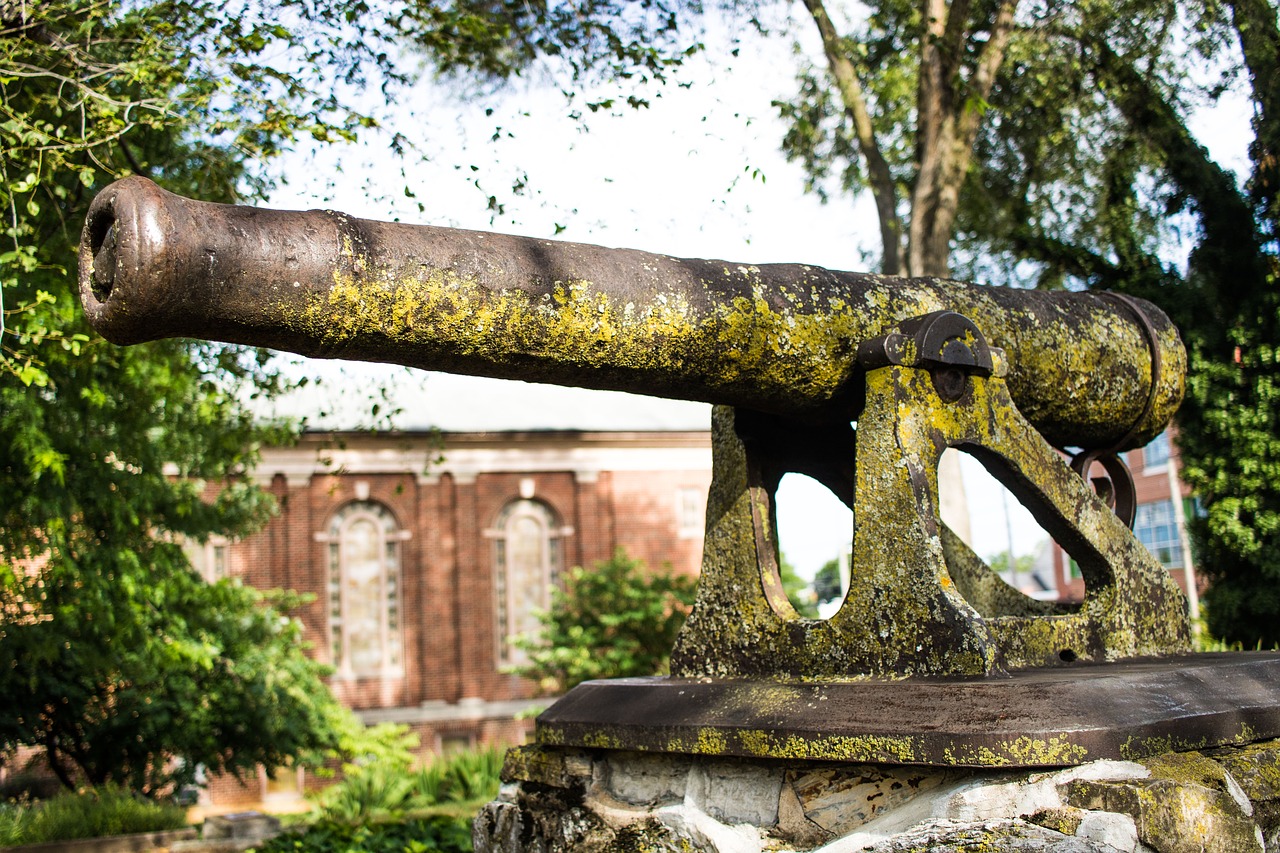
536;652;1280;768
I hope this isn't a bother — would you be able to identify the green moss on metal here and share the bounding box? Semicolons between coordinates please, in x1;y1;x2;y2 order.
1120;724;1262;762
942;736;1089;767
671;363;1188;686
290;268;871;413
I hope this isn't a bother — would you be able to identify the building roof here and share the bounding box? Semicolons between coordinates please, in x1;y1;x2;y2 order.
259;362;713;434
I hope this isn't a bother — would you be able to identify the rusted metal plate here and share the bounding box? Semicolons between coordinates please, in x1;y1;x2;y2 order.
536;653;1280;768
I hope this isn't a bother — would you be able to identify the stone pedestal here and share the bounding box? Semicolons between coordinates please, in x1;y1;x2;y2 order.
475;741;1280;852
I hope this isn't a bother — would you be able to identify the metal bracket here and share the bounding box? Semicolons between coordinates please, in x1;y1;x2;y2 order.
669;312;1191;680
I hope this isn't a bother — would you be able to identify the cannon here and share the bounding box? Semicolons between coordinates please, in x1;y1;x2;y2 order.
80;176;1191;695
81;177;1181;450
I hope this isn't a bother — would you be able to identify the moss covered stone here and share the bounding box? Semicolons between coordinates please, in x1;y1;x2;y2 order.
1061;751;1264;853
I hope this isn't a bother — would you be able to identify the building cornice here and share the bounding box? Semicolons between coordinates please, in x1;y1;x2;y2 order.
253;429;711;487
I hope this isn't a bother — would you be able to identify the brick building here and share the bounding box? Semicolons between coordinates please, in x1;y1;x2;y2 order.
195;419;712;805
1051;430;1200;607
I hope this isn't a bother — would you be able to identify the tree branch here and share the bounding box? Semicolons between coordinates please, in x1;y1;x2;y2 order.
1227;0;1280;134
971;1;1018;108
800;0;905;274
1090;40;1265;319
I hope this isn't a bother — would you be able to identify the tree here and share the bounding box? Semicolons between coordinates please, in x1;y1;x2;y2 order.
0;580;355;794
813;557;843;605
0;0;708;793
780;554;820;618
0;0;415;793
464;0;1278;645
949;0;1280;644
509;550;696;695
780;0;1279;643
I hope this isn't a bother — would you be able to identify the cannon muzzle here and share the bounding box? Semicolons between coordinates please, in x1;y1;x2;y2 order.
79;177;1183;449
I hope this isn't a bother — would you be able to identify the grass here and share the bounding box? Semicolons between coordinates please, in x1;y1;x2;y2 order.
0;785;188;848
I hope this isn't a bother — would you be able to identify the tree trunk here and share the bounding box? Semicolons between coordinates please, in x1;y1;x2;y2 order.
1226;0;1280;226
44;731;77;791
801;0;905;274
909;0;1018;277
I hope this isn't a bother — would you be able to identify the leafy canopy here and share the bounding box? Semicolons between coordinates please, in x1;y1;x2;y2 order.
0;0;707;794
0;0;415;794
598;0;1280;645
949;0;1280;643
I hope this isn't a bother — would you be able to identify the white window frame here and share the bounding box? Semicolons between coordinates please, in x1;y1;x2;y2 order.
676;486;704;539
1134;499;1184;569
316;501;410;679
488;499;567;666
1141;431;1172;472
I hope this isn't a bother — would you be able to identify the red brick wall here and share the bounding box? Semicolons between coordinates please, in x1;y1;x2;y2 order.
19;430;712;808
609;471;707;577
218;430;710;720
1051;432;1195;602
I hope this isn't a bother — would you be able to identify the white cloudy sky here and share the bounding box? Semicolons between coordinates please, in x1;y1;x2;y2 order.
261;17;1251;578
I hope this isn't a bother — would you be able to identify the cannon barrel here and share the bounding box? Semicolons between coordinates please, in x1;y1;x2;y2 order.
79;177;1183;450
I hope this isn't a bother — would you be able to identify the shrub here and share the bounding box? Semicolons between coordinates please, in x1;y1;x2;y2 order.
439;748;503;805
313;745;505;823
0;785;188;847
0;803;33;848
509;549;697;694
250;814;472;853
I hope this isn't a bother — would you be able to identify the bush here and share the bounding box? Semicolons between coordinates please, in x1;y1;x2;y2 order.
250;814;472;853
313;746;505;823
0;785;188;847
0;803;32;848
439;748;503;805
509;549;697;694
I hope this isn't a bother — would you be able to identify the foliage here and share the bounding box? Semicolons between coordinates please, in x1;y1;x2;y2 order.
509;549;696;694
779;555;819;618
325;722;422;778
438;747;504;804
945;0;1280;645
0;0;421;795
985;552;1037;579
0;574;356;794
1180;279;1280;645
400;0;703;91
0;0;695;799
668;0;1280;645
0;785;187;847
813;557;843;605
0;805;24;849
249;814;473;853
312;745;503;824
314;765;435;824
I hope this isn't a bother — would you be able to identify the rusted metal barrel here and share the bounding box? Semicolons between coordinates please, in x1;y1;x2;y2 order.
79;177;1183;450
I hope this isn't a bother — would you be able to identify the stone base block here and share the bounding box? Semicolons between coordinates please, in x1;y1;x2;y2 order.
474;741;1280;852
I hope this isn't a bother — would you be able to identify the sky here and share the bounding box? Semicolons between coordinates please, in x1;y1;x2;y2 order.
261;14;1252;580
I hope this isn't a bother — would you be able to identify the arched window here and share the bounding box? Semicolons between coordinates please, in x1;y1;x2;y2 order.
320;501;406;678
491;499;563;665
